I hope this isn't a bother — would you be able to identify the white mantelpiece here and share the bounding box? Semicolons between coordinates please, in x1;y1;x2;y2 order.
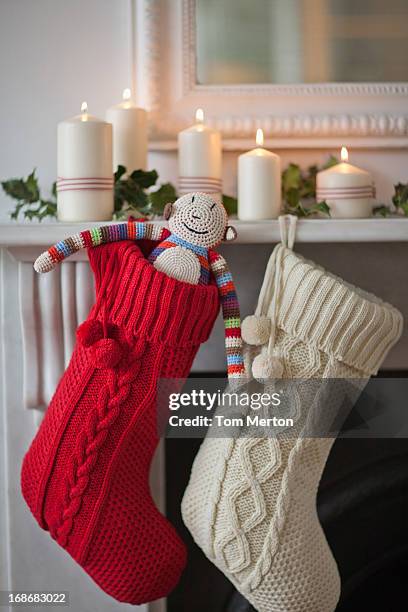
1;217;408;248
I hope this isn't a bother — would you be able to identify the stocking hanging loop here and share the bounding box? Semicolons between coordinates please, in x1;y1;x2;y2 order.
241;215;297;350
278;214;297;250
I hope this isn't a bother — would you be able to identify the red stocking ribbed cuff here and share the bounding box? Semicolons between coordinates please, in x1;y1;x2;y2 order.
89;241;220;346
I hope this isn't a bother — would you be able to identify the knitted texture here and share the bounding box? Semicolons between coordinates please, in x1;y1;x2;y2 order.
167;192;227;248
209;250;245;377
33;193;245;379
149;233;211;285
33;219;167;273
21;240;220;604
182;244;403;612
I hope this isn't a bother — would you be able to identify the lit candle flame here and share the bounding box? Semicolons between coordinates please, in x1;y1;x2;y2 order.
81;101;88;114
341;146;349;163
195;108;204;123
122;88;131;101
256;128;264;147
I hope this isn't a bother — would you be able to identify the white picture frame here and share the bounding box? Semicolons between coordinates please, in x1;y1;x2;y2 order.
133;0;408;150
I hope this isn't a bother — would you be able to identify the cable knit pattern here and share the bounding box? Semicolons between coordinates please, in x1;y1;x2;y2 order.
21;240;220;605
52;338;145;547
182;244;403;612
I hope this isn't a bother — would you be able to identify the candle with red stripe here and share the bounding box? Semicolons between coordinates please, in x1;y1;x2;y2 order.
316;147;375;218
57;102;113;221
178;109;222;202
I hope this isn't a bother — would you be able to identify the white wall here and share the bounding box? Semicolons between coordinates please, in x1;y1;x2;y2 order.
0;0;132;221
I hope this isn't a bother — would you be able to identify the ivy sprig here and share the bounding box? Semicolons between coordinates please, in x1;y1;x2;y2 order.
2;170;58;221
113;165;179;218
392;183;408;216
372;205;390;218
281;156;338;217
4;161;407;222
373;183;408;217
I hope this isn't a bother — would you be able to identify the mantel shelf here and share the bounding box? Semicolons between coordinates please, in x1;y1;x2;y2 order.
0;218;407;247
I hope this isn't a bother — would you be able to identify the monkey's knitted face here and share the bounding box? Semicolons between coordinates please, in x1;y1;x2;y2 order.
168;193;228;248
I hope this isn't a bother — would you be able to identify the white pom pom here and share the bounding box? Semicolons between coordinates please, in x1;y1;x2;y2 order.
242;315;271;346
252;353;284;381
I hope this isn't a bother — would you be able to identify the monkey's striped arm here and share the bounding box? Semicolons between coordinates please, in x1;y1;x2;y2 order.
34;220;168;273
209;251;246;379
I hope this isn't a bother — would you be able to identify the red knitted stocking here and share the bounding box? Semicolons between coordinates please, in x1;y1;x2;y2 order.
21;241;219;604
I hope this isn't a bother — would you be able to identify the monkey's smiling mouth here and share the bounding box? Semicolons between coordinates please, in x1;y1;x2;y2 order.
182;222;209;235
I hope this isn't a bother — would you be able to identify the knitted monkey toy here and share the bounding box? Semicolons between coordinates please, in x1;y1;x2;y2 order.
34;192;245;379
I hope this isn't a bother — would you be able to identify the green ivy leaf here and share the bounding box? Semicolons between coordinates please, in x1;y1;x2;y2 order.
282;156;337;217
114;180;148;212
373;205;391;217
39;199;57;220
9;201;25;220
300;176;316;199
296;202;309;217
307;164;319;178
149;182;178;213
285;201;307;217
2;169;40;204
114;165;127;182
26;170;40;202
285;187;301;208
129;169;158;189
222;194;238;215
113;168;177;217
400;202;408;216
300;167;316;198
282;163;302;193
311;201;331;217
2;179;28;200
392;183;408;215
21;200;57;222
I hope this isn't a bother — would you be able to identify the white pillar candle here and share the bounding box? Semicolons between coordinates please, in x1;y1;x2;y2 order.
106;88;148;173
178;109;222;200
238;129;281;220
316;147;375;219
57;102;113;222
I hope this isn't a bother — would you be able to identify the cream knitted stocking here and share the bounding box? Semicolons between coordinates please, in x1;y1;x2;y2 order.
182;242;403;612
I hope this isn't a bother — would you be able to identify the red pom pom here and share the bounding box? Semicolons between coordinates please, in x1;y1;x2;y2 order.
77;319;103;347
91;338;123;369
